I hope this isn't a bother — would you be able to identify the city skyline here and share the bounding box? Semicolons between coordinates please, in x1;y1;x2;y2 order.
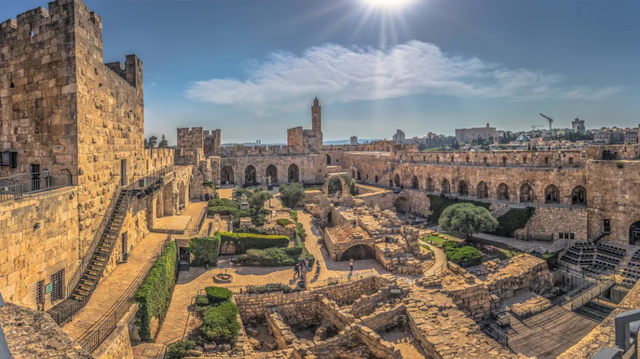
2;0;639;144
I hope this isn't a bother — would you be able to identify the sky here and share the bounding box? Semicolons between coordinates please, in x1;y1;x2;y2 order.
2;0;639;144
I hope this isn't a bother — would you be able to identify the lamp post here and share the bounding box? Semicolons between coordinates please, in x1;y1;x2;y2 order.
0;292;13;359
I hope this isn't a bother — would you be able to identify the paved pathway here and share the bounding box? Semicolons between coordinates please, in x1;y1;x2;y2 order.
423;243;447;276
63;232;168;340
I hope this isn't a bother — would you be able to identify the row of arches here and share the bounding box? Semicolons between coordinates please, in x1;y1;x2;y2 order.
220;164;300;185
398;173;587;205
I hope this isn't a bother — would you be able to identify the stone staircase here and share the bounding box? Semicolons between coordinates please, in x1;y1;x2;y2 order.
47;189;133;324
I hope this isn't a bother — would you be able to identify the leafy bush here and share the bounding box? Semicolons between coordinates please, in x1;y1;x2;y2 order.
167;340;196;359
427;194;490;224
349;178;359;195
219;231;289;253
135;241;177;341
492;207;536;237
276;218;293;227
280;183;306;208
245;283;293;294
249;190;272;210
189;235;221;267
241;247;297;266
442;241;482;267
296;222;307;241
202;301;240;344
439;203;498;240
234;226;270;235
617;162;625;169
205;286;232;305
290;210;298;222
195;295;209;307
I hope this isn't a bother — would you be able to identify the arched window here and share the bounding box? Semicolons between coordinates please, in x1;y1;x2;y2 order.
572;186;587;205
411;176;419;189
545;185;559;204
477;182;488;198
458;181;469;196
394;174;402;187
425;177;434;192
520;183;534;203
441;179;451;194
498;183;510;201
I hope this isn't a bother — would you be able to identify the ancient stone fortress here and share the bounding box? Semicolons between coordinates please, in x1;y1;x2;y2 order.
2;1;640;359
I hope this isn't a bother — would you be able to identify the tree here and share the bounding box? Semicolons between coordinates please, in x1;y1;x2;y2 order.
348;178;358;195
144;138;149;148
279;183;306;208
439;203;498;240
158;134;169;148
249;190;272;210
147;135;158;148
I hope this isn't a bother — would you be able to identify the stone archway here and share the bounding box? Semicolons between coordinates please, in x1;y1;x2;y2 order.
393;174;402;187
572;186;587;205
327;176;344;195
323;175;350;197
266;165;278;184
393;196;410;214
288;164;300;183
441;179;451;194
630;221;640;245
458;180;469;196
162;182;174;216
221;166;234;185
245;165;257;184
477;182;488;198
520;183;534;203
178;180;186;212
411;176;419;189
498;183;510;201
156;191;164;218
425;177;434;192
340;244;375;261
326;154;331;165
545;185;559;204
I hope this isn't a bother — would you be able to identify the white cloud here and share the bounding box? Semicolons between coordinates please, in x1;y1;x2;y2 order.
185;40;623;114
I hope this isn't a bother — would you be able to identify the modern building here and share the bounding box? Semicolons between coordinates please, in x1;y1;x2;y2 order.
455;123;497;143
572;117;586;134
392;129;406;143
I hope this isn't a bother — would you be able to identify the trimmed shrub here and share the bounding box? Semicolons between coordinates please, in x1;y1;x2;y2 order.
218;231;289;253
135;241;178;341
290;210;298;222
242;248;297;266
202;302;240;344
167;340;196;359
442;241;482;267
492;207;536;237
234;226;270;235
195;295;209;307
246;283;293;294
189;235;221;267
296;222;307;241
205;286;232;305
276;218;293;227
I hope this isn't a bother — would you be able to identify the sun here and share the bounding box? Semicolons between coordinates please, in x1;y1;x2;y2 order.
364;0;414;9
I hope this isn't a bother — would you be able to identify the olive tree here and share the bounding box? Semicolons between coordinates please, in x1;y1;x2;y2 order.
439;203;498;240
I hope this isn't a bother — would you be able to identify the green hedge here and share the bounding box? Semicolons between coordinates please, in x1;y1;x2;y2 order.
205;286;232;305
427;194;490;224
234;226;270;235
189;235;221;267
195;295;209;307
246;283;293;294
276;218;293;227
218;231;289;253
442;241;482;267
493;207;536;237
167;340;196;359
202;301;240;344
135;241;177;341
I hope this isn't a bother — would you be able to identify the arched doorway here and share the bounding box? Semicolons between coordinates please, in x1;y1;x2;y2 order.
327;176;344;195
326;154;331;165
441;179;451;194
178;181;186;212
477;182;488;198
572;186;587;205
266;165;278;184
393;196;410;214
520;183;534;203
244;165;257;184
458;180;469;196
411;176;419;189
393;174;401;187
630;221;640;245
288;164;300;183
340;244;375;261
221;166;234;185
425;177;434;192
545;185;559;204
498;183;510;201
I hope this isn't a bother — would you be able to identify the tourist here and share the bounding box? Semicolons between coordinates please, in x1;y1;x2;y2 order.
303;258;310;270
294;262;301;278
349;258;354;275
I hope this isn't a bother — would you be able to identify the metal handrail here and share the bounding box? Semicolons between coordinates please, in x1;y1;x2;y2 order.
0;169;72;202
77;234;173;353
131;165;174;191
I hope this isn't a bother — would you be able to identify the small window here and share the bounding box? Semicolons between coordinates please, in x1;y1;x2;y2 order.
30;31;34;37
523;157;527;164
50;269;64;303
483;157;487;164
545;157;549;164
559;233;564;239
36;280;44;310
569;157;574;165
564;233;569;239
570;233;575;240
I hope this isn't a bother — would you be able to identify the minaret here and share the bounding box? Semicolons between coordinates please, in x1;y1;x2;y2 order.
311;97;322;147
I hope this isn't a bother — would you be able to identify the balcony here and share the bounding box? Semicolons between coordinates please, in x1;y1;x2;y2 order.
0;169;72;202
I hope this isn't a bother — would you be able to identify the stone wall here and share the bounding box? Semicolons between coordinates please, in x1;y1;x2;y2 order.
287;126;304;149
92;303;137;359
219;154;325;186
516;206;587;241
177;127;204;150
0;187;79;310
483;255;555;300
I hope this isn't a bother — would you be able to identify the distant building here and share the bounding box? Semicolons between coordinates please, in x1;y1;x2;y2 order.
350;136;358;145
392;130;405;143
455;123;497;143
595;127;626;144
571;118;586;134
625;127;638;145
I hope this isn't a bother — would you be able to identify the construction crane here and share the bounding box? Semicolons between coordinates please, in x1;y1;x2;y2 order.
540;113;554;135
531;124;545;130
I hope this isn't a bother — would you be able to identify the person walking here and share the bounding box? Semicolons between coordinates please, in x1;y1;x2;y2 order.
349;258;354;275
303;258;310;271
294;262;301;279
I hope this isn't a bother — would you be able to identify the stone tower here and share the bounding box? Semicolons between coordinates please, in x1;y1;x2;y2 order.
312;97;323;147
